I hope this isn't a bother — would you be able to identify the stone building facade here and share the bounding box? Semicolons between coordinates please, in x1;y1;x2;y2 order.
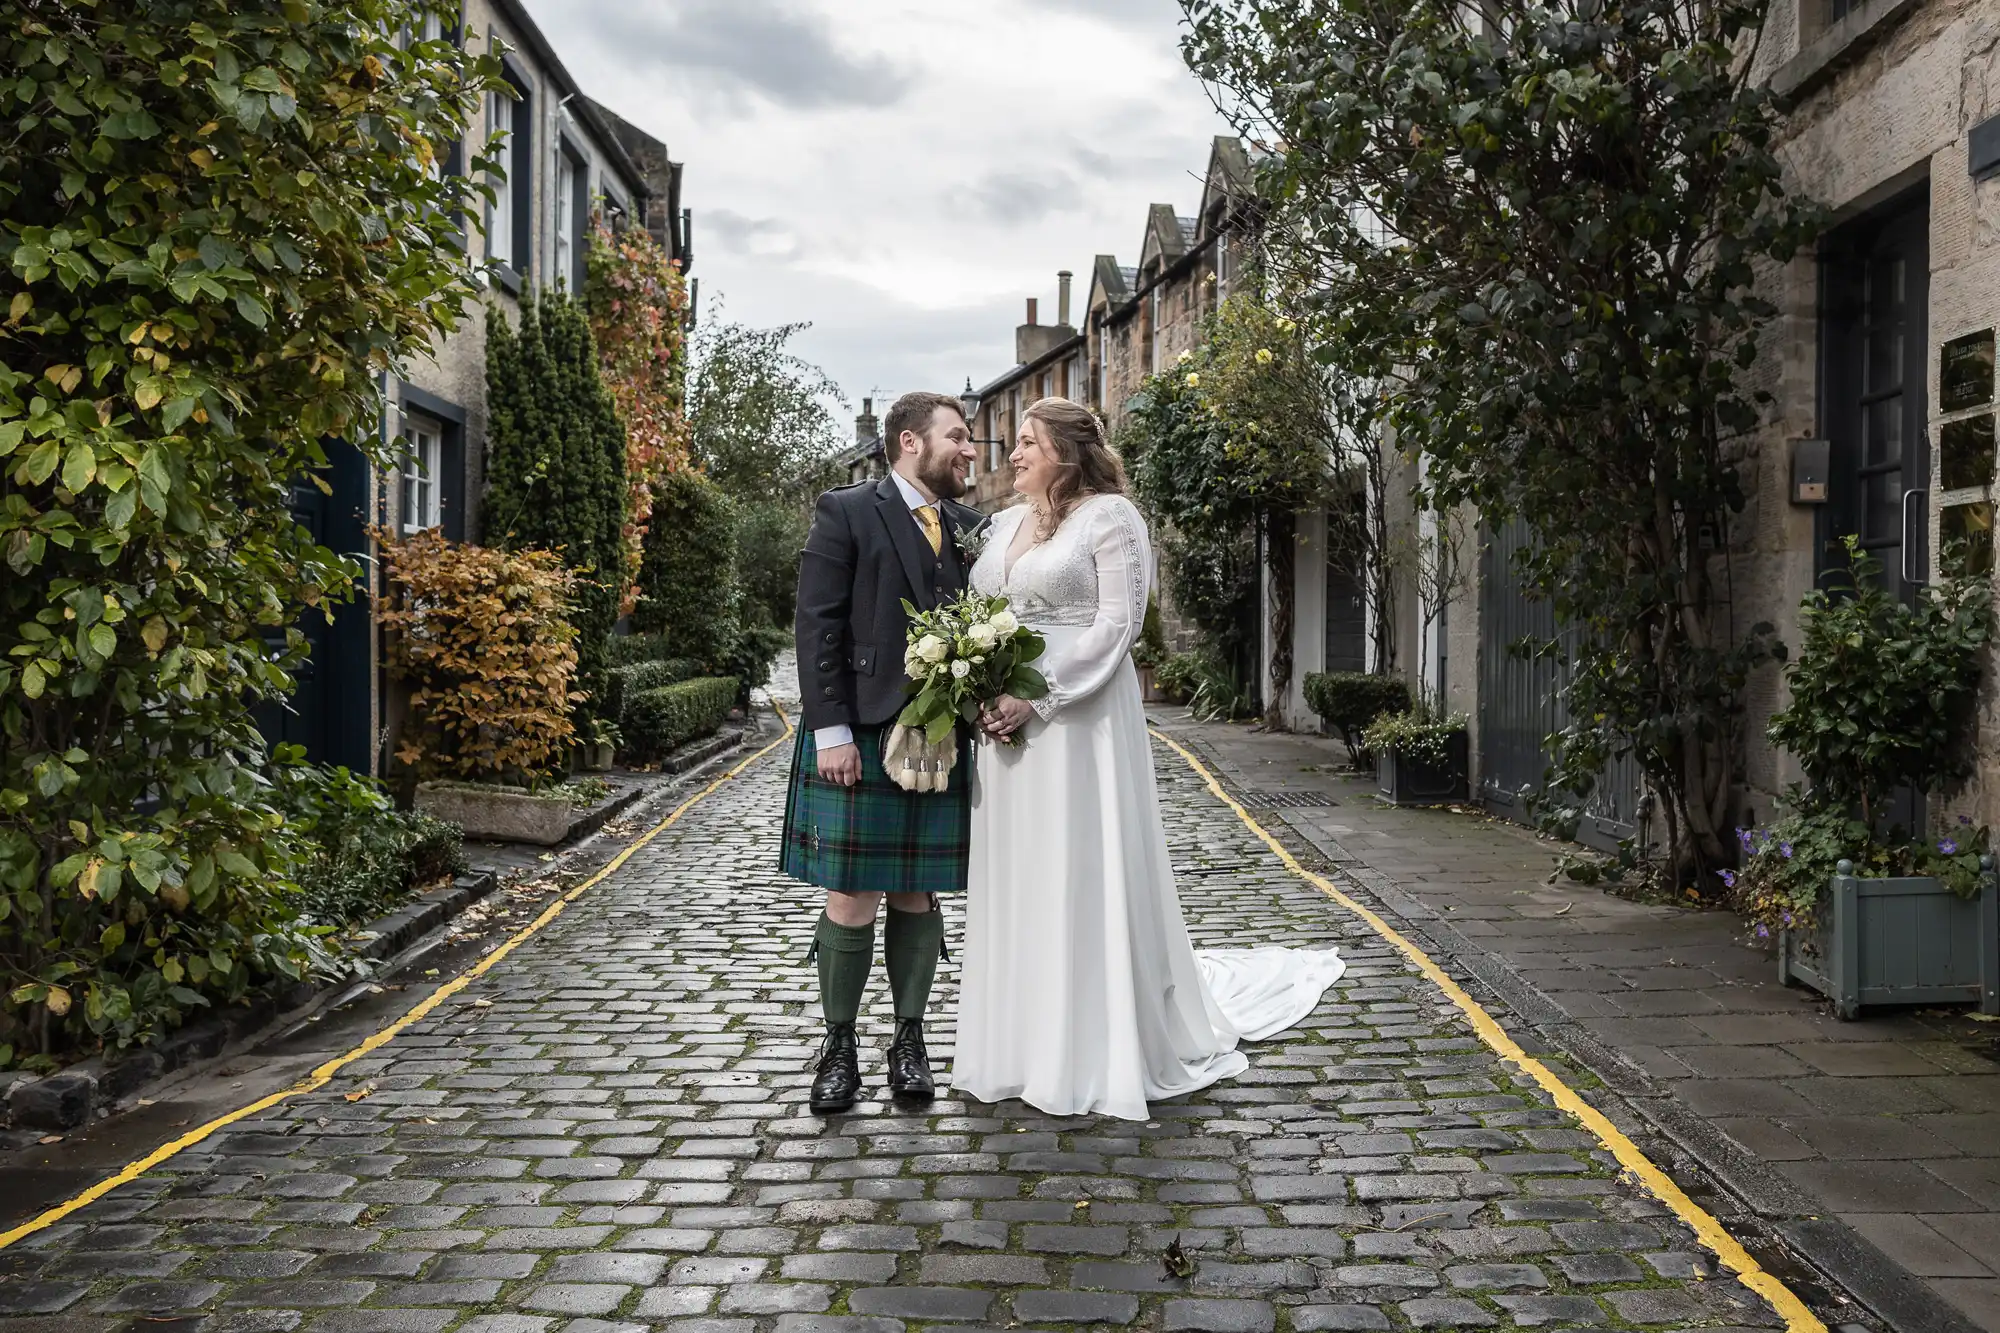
274;0;686;777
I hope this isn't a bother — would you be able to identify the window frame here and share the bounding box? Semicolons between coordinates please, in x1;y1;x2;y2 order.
400;411;444;535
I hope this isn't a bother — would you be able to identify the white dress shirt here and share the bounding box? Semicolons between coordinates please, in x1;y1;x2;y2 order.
815;470;937;752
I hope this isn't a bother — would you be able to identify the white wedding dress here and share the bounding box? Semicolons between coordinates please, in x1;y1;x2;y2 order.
952;494;1345;1120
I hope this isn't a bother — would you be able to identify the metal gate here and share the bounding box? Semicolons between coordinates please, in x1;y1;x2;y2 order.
1478;518;1643;851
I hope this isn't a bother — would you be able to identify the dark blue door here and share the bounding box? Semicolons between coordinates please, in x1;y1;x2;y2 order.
257;439;373;774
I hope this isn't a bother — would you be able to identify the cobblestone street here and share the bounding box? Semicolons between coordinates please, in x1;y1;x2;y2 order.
0;703;1805;1333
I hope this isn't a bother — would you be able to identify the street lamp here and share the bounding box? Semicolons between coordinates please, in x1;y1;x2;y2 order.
959;377;1009;457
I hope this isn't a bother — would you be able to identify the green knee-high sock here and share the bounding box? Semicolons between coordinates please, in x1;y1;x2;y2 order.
883;906;945;1021
815;914;874;1027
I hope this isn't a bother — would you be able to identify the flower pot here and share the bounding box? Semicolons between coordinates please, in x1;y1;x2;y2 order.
1376;730;1469;807
576;742;615;773
1778;859;2000;1019
1138;664;1168;704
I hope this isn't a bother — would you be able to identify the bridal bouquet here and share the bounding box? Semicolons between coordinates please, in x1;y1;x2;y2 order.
883;591;1047;791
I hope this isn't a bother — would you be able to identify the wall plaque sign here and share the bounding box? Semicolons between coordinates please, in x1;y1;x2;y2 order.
1941;500;1995;579
1941;329;1995;414
1940;413;1997;492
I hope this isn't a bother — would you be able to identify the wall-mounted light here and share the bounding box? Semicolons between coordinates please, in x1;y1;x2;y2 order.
1791;438;1830;504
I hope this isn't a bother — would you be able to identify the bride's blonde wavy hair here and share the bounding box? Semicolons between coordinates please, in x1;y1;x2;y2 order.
1023;396;1126;538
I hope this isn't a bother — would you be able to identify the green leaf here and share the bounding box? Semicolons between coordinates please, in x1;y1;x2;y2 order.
21;438;59;484
60;442;95;491
1008;665;1049;699
87;623;116;659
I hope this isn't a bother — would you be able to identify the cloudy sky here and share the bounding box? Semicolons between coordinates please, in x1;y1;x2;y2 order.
526;0;1229;421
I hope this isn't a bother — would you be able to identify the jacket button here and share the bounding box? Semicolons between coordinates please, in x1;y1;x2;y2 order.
817;658;831;671
823;632;836;644
822;685;835;697
935;559;944;570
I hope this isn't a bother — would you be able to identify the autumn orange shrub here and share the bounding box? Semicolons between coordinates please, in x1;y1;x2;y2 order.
376;531;582;781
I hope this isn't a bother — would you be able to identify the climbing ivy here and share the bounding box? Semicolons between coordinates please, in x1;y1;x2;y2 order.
0;0;504;1061
584;219;691;612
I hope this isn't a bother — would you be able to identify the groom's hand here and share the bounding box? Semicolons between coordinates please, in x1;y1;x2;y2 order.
817;742;862;787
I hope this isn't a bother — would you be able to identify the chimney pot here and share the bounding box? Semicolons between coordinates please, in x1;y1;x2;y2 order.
1058;271;1073;326
862;397;872;415
1026;297;1038;326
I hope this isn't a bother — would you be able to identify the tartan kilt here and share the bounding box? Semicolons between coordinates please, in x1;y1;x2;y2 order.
780;723;970;895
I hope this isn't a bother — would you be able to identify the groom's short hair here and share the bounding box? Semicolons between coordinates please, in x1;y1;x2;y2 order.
884;392;966;460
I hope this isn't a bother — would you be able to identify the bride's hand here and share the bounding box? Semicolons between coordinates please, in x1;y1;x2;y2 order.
981;693;1036;739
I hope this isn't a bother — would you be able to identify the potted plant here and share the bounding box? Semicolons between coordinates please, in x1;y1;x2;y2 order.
1305;671;1413;768
1737;538;1996;1018
1363;705;1468;806
1131;595;1170;702
578;718;619;773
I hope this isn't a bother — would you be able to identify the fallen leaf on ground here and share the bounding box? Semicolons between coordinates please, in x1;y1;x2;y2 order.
1970;1013;2000;1022
38;1135;62;1145
469;999;493;1008
1162;1234;1196;1279
136;1098;155;1106
344;1083;375;1103
1555;902;1573;915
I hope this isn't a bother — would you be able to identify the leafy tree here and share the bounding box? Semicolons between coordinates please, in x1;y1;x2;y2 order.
1126;293;1336;716
483;290;627;718
684;316;841;637
0;0;502;1060
1185;0;1821;876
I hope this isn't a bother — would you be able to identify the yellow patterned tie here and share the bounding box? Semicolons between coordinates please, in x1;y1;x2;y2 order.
916;504;942;555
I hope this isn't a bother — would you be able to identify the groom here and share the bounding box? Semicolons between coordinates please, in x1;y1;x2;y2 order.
781;391;982;1114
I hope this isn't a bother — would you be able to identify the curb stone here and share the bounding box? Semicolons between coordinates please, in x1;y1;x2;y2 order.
1151;718;1953;1333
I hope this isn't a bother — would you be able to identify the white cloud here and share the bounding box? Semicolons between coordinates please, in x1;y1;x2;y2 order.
526;0;1229;410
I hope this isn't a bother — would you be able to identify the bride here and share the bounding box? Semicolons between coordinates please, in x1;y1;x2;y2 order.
952;396;1345;1120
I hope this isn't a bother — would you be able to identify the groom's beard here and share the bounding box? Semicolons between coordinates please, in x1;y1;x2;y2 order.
917;456;968;501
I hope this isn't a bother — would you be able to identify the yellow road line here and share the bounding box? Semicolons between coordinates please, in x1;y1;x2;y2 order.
1150;727;1827;1333
0;705;797;1253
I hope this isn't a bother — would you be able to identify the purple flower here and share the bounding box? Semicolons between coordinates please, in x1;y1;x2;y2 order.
1736;828;1754;852
1717;869;1737;888
1781;912;1794;927
1960;815;1974;827
1941;838;1960;856
1780;841;1793;859
1755;924;1770;938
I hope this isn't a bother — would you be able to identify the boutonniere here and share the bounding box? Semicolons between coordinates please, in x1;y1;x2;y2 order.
952;517;993;564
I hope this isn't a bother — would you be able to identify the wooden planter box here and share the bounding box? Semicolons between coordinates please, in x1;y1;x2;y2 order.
1376;730;1469;807
1779;860;2000;1019
575;742;615;773
1137;663;1169;704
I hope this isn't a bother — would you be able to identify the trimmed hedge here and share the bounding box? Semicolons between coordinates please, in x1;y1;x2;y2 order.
624;676;740;762
1303;671;1412;763
604;657;699;723
604;632;675;668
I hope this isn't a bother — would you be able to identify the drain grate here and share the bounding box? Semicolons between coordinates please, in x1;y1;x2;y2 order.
1236;789;1339;809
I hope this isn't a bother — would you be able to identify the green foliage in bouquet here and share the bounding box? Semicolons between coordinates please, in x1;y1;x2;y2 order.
899;592;1048;744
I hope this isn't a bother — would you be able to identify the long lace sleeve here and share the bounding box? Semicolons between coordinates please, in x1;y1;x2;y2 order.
1031;497;1152;721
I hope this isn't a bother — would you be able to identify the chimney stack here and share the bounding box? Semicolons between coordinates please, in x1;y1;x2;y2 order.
1025;297;1038;326
1057;271;1073;326
855;397;879;449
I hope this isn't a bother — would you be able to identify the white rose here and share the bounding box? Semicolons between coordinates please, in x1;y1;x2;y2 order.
967;622;997;648
989;610;1018;636
950;659;970;679
917;634;947;663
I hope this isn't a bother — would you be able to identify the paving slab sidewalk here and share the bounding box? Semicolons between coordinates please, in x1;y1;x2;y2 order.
1151;706;2000;1331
